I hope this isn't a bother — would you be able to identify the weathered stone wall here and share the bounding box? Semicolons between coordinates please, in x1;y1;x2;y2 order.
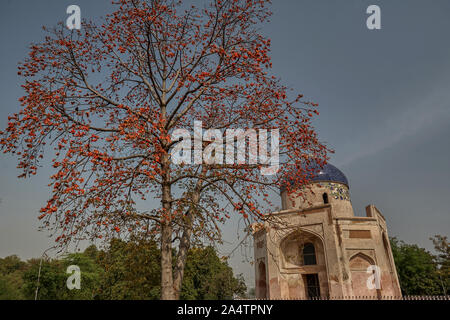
253;183;402;299
282;182;354;217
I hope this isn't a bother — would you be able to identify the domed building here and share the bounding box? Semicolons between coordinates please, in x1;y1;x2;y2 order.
252;164;402;299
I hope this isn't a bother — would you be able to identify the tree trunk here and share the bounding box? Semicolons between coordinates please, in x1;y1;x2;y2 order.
173;181;203;299
161;220;175;300
173;209;195;299
160;143;175;300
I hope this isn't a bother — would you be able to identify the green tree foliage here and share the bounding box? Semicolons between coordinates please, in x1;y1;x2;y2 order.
95;239;246;300
96;238;161;299
0;240;245;300
21;252;102;300
430;235;450;295
181;247;246;300
62;252;103;299
0;255;26;299
390;237;442;295
22;258;65;300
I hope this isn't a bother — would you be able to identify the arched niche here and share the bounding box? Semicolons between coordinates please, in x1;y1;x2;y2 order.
349;252;379;297
279;229;326;269
349;253;374;271
279;229;329;299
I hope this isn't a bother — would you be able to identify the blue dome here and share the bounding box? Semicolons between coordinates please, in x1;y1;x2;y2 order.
280;163;349;191
310;164;349;187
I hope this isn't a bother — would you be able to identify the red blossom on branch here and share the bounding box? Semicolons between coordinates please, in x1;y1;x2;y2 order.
0;0;330;299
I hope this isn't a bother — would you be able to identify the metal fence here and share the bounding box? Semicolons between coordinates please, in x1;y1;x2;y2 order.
237;295;449;300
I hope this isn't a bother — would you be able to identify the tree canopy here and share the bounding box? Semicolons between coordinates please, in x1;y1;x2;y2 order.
390;236;448;295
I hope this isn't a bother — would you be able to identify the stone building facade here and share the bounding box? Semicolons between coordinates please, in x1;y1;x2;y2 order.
252;164;402;299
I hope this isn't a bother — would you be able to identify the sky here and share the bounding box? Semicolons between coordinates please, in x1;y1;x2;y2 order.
1;0;449;288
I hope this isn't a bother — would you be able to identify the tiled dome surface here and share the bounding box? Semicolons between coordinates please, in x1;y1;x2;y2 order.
280;163;349;191
311;164;349;187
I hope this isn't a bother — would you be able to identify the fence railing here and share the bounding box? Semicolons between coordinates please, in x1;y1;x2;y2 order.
237;295;449;301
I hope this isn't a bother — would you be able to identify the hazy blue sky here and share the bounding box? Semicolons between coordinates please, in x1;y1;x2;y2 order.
1;0;449;287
